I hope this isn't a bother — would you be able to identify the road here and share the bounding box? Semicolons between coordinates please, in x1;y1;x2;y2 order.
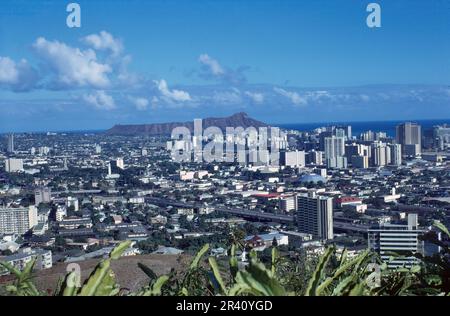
145;196;369;233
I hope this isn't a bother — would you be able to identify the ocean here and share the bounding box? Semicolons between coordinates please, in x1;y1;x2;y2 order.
277;119;450;138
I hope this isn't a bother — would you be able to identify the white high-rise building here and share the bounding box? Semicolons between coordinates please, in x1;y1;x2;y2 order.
297;191;333;240
281;150;305;168
5;158;24;173
372;142;390;167
0;206;38;235
389;143;402;166
325;136;346;168
34;187;52;206
324;136;345;160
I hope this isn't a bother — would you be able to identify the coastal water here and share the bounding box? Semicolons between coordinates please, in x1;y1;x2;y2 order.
278;119;450;138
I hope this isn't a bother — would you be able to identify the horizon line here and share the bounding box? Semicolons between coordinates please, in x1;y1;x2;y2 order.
1;117;450;135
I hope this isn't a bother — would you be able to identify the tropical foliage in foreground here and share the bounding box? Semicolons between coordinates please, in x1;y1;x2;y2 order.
1;221;448;296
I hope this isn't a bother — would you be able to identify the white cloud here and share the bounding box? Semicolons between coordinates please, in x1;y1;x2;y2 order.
82;90;116;110
0;57;38;91
82;31;123;57
244;91;264;104
154;79;191;102
0;57;19;84
33;37;112;89
360;94;370;102
273;87;307;106
198;54;225;76
212;90;242;105
128;96;149;110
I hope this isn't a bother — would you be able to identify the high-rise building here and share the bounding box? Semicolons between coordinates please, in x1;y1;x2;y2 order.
279;194;298;212
368;214;424;269
324;136;345;160
307;150;323;166
6;134;14;153
371;142;391;167
336;125;352;140
5;158;24;173
0;206;38;235
280;150;305;168
326;156;348;169
345;143;370;160
360;130;375;142
297;191;333;240
34;187;52;206
324;136;346;169
396;122;421;154
388;143;402;166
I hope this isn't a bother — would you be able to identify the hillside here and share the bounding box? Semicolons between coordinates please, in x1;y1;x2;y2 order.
105;112;269;136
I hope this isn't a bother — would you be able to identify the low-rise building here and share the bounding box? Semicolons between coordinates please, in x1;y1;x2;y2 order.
0;248;52;276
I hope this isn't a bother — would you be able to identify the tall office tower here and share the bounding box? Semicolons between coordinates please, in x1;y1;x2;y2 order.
34;187;52;206
325;136;346;168
280;150;305;168
0;206;38;235
371;142;391;167
389;143;402;166
95;145;102;154
5;158;24;173
6;134;14;153
297;191;334;240
324;136;345;160
396;122;422;153
368;214;424;269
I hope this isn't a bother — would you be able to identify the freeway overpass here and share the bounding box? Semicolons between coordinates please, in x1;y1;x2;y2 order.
145;197;369;233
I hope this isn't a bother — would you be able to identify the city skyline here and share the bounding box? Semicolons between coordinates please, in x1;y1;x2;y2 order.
1;0;450;132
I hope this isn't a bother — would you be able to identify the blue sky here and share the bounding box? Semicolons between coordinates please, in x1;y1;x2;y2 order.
1;0;450;132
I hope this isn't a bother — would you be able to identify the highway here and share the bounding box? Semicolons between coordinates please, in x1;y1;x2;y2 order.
145;196;369;233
